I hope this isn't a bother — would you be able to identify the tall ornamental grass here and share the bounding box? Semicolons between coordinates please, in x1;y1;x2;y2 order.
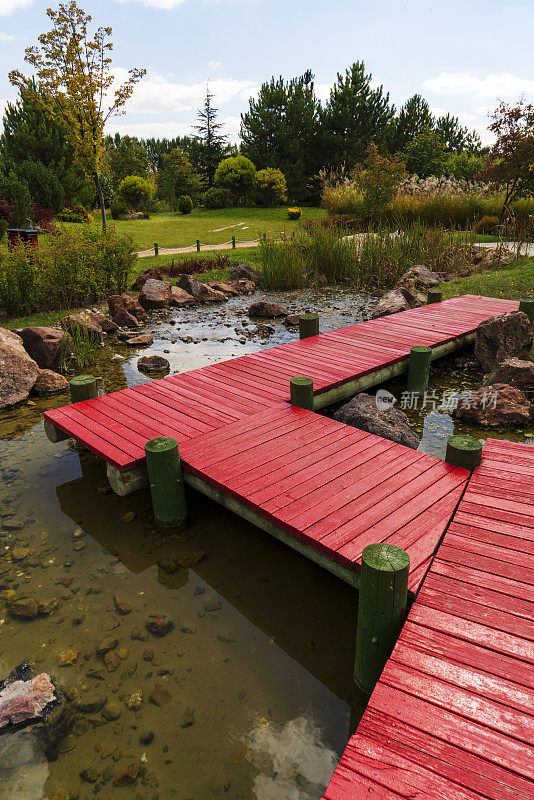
0;226;135;315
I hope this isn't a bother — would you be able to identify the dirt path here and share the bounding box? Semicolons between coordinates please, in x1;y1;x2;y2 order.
137;238;260;258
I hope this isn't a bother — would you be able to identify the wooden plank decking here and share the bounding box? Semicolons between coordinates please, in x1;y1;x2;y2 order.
322;438;534;800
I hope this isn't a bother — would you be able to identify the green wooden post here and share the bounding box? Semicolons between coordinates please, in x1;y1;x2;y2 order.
290;377;314;411
445;434;483;470
406;345;432;395
232;235;236;249
145;437;187;528
299;313;319;339
70;375;98;404
196;239;200;252
154;242;159;257
519;299;534;325
427;289;443;304
354;543;410;695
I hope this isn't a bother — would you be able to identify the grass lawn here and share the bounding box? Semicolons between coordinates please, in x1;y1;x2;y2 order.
439;257;534;301
59;206;326;251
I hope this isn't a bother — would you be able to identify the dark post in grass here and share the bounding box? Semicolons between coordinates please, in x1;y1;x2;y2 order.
145;436;188;528
154;242;159;257
232;235;236;249
445;434;483;470
290;377;314;411
299;313;319;339
196;239;200;252
70;375;98;404
519;299;534;325
427;289;443;304
354;543;410;695
406;345;432;395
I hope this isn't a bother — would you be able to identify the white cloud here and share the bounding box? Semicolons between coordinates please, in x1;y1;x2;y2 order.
106;115;241;141
208;60;221;70
0;30;15;39
0;0;31;14
423;72;534;99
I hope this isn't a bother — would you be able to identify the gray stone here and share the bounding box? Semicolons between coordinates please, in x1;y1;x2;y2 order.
177;275;227;303
334;393;420;449
32;369;69;396
61;313;103;344
475;311;533;372
398;265;440;289
138;355;170;373
230;263;261;282
483;357;534;389
248;301;289;318
371;287;422;319
0;328;40;408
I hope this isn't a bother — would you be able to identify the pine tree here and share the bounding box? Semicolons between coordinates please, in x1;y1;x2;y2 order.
194;85;228;188
321;62;394;168
389;94;434;152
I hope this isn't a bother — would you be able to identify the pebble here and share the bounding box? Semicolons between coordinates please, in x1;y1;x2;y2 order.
104;649;120;672
149;685;172;706
11;546;29;560
113;762;139;786
57;649;79;666
143;649;154;662
76;693;107;713
114;595;131;614
96;636;119;655
140;730;154;745
101;700;122;721
145;614;174;637
79;768;98;784
125;690;143;711
121;511;136;523
8;596;38;619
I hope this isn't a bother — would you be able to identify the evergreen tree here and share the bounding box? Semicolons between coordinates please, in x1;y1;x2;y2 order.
389;94;434;152
321;62;394;169
156;148;202;210
240;70;321;200
435;113;481;152
104;134;150;190
194;85;229;188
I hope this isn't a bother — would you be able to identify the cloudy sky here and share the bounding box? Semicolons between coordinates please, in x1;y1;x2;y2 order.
1;0;533;145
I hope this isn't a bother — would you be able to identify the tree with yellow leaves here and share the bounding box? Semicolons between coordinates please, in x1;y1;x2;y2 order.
9;1;145;232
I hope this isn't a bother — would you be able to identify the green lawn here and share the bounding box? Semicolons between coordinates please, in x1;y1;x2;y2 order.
60;206;326;251
439;257;534;301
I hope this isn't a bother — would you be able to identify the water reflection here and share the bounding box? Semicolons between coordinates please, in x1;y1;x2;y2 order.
418;410;454;459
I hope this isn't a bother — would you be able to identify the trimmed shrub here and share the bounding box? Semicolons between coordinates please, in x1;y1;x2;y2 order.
287;207;302;220
255;168;287;206
118;175;153;211
202;187;231;209
56;204;93;223
110;200;129;220
177;195;193;215
214;156;256;205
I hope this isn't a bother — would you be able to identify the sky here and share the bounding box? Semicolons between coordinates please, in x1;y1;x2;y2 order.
0;0;533;146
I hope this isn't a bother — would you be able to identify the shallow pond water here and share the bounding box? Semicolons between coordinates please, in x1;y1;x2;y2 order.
1;285;532;800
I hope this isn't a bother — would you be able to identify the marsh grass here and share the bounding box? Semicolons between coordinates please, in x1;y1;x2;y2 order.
58;324;100;371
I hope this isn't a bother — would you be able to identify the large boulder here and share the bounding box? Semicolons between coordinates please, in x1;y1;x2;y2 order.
32;369;69;396
397;265;440;291
334;393;420;449
16;326;70;369
209;282;239;297
248;300;289;318
132;267;164;291
138;279;173;310
0;328;40;408
226;278;256;295
483;357;534;389
474;311;533;372
177;275;227;303
230;263;261;282
371;287;422;319
113;307;140;329
454;383;532;428
61;313;103;344
107;294;145;320
170;286;196;307
90;313;119;334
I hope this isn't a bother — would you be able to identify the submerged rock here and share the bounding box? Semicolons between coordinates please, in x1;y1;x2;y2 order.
334;393;420;449
32;369;69;396
8;596;39;619
61;312;103;344
248;300;288;318
474;311;533;372
138;355;170;373
145;614;174;636
0;666;57;729
0;327;40;408
124;334;153;347
454;383;532;428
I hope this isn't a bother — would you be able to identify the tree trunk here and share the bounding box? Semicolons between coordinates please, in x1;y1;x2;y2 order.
95;172;107;234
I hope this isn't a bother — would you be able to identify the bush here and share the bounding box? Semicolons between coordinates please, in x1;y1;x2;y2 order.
202;187;231;209
110;200;129;220
163;253;231;276
255;168;287;206
56;204;93;223
177;195;193;215
16;161;64;212
352;143;406;220
0;171;33;227
118;175;153;211
0;227;135;316
214;155;256;205
287;207;302;220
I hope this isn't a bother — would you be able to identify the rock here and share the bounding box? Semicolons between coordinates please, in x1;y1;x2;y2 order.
397;265;440;290
56;649;79;666
61;313;103;344
285;315;300;326
248;301;289;318
107;293;145;320
121;511;136;522
177;275;227;303
181;706;195;728
96;637;118;655
138;355;170;373
334;393;420;449
132;267;164;290
226;278;256;294
149;685;172;706
138;278;173;310
8;596;38;619
483;357;534;389
454;383;532;428
145;614;174;637
11;546;29;560
0;668;57;729
140;730;154;745
371;287;422;319
102;700;121;721
113;762;138;786
474;311;533;372
230;263;261;282
98;315;119;333
75;693;107;713
38;599;58;616
125;690;143;711
16;326;70;369
170;285;196;307
256;324;275;337
0;328;40;408
208;282;239;297
79;768;98;784
124;334;153;347
104;650;120;672
113;307;139;328
143;649;154;662
32;369;69;396
114;596;131;615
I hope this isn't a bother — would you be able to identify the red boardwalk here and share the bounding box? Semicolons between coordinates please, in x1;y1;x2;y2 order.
323;438;534;800
44;294;518;469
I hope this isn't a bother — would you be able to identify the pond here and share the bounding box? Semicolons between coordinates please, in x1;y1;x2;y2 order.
0;286;531;800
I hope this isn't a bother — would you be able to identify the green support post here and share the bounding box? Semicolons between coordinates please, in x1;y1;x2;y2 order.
70;375;98;404
299;313;319;339
406;345;432;395
145;437;188;528
196;239;200;252
445;434;483;470
354;543;410;695
290;377;314;411
232;235;236;249
427;289;443;304
519;299;534;325
154;242;159;257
